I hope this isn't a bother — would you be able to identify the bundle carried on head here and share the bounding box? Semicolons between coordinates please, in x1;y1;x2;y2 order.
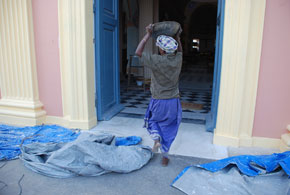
152;21;182;39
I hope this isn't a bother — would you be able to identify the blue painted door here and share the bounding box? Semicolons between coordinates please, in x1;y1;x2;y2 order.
206;0;225;131
95;0;123;120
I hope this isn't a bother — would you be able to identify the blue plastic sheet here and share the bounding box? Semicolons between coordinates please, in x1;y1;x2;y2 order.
172;151;290;186
198;151;290;177
0;124;80;161
115;136;142;146
172;152;290;195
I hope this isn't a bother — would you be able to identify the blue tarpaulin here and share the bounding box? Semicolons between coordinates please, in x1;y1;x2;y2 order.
197;151;290;177
115;136;142;146
0;124;80;161
172;152;290;195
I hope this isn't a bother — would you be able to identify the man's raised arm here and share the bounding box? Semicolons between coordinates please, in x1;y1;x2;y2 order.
135;24;153;57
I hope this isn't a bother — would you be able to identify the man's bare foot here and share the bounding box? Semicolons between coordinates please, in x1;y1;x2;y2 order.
161;157;169;167
152;141;161;153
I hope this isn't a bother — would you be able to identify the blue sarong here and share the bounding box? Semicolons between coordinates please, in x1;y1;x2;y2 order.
144;98;182;154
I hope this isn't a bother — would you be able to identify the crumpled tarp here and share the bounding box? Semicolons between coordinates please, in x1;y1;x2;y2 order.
0;124;80;161
172;152;290;195
20;132;153;178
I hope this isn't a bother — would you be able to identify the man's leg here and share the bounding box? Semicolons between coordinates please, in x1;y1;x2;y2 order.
146;121;163;153
152;139;161;153
161;152;169;166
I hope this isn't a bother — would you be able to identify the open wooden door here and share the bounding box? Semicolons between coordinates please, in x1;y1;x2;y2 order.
206;0;225;131
95;0;124;120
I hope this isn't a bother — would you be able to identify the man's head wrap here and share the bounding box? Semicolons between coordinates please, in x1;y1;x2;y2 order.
156;35;178;54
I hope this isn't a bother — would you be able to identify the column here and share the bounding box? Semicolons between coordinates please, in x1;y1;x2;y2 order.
213;0;266;147
58;0;97;129
0;0;46;125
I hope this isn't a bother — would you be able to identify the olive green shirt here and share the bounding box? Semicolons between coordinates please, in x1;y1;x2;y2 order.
140;52;182;99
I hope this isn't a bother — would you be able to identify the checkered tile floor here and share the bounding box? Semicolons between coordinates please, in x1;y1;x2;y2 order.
121;88;211;112
120;86;212;121
119;63;213;121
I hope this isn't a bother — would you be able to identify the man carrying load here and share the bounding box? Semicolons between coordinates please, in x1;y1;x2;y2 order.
135;23;183;166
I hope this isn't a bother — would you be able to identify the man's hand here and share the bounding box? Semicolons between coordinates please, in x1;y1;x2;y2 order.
146;24;153;35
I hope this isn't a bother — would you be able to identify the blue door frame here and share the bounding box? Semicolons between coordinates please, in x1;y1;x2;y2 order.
206;0;225;131
94;0;124;121
94;0;224;126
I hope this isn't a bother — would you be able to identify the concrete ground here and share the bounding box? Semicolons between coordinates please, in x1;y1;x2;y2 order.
0;154;212;195
91;116;280;159
0;116;281;195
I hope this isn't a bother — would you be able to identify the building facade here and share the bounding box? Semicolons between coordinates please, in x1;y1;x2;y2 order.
0;0;289;151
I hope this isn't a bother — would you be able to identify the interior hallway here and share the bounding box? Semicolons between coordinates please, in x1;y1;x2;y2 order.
120;58;214;123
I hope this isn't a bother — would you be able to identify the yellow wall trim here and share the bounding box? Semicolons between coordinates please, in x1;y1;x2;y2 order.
213;134;240;147
252;137;281;149
0;114;46;127
58;0;97;129
46;116;97;130
0;114;96;130
0;0;46;126
0;99;43;109
214;134;281;149
214;0;267;147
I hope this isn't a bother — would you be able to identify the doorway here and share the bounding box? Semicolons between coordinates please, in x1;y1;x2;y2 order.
159;0;217;125
95;0;224;131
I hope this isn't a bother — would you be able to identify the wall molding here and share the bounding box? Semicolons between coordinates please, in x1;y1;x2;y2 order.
213;0;267;147
58;0;97;129
46;116;97;130
252;137;281;149
0;0;46;126
214;134;281;149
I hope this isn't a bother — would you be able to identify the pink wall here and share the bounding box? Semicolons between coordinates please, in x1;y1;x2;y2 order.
253;0;290;139
32;0;63;117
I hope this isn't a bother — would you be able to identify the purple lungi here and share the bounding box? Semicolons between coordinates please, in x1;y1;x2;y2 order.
144;98;182;154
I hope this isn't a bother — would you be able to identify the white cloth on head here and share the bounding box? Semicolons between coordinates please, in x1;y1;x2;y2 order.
156;35;178;54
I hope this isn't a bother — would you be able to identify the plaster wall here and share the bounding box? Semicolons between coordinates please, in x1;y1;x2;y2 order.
32;0;63;116
253;0;290;139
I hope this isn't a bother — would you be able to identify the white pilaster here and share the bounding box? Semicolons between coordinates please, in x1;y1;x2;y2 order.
213;0;267;147
58;0;97;129
0;0;46;125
